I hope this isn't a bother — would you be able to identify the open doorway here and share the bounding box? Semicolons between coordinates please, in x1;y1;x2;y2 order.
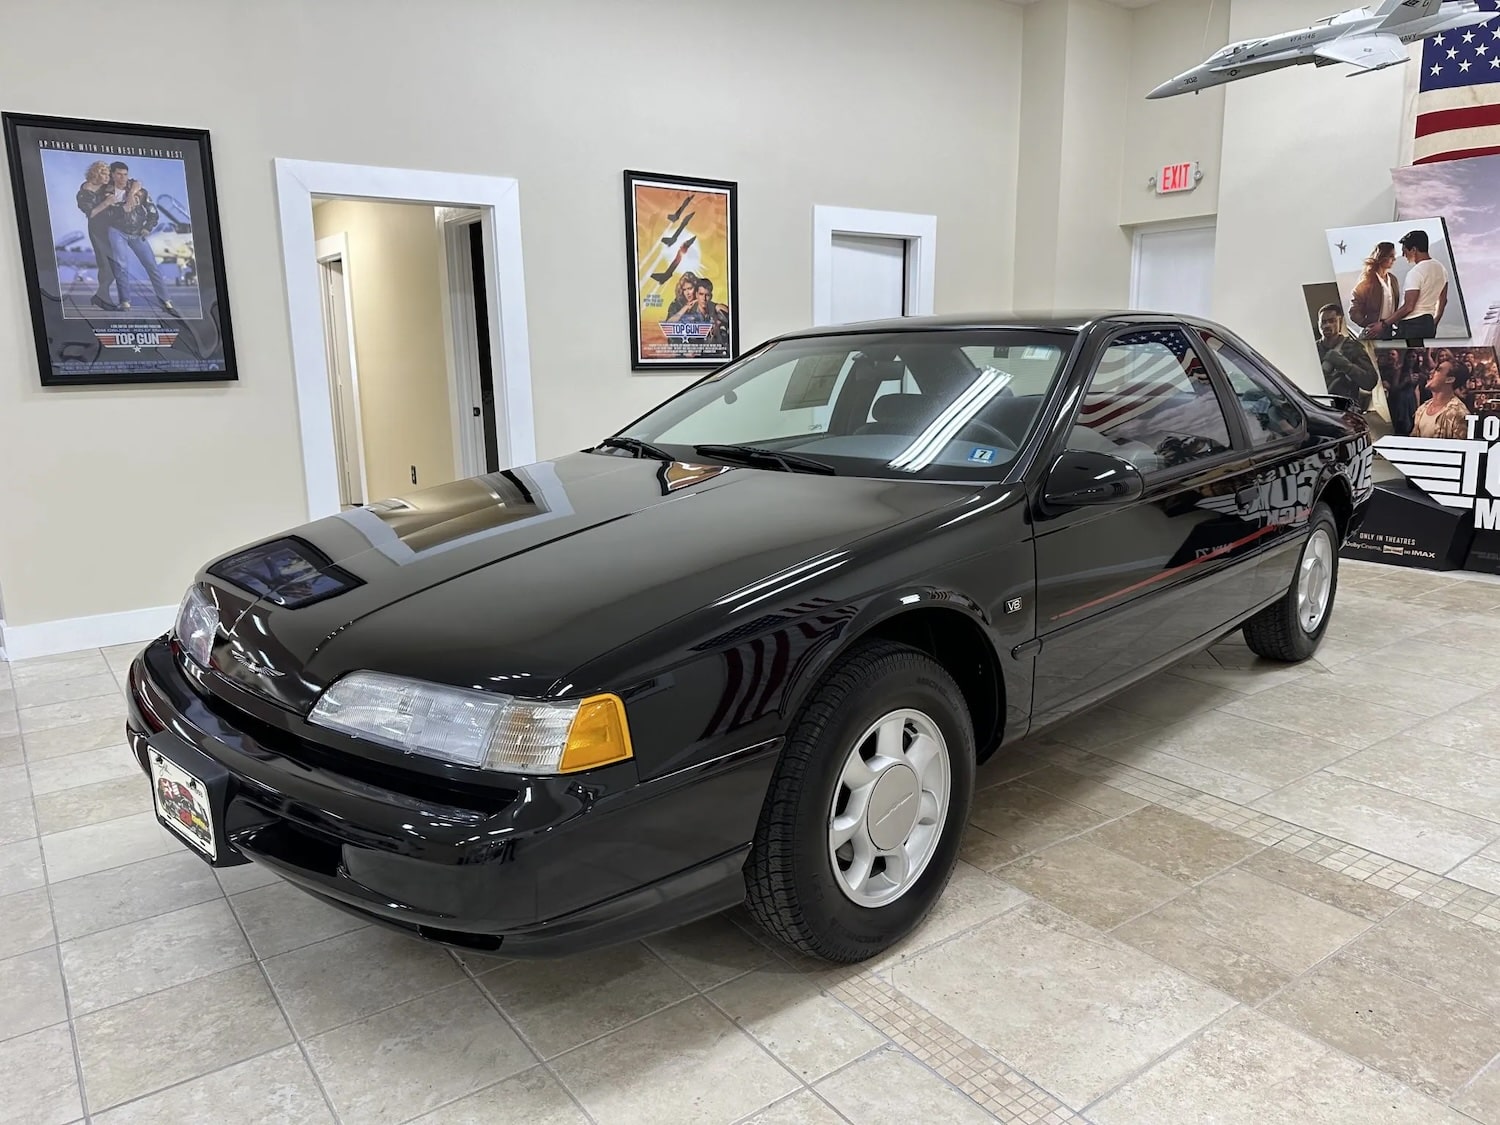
314;233;366;508
436;208;501;477
308;197;498;502
273;159;534;522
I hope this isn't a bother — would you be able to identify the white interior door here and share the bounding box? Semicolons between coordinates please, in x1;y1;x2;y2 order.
1132;224;1216;318
318;256;365;508
829;234;908;324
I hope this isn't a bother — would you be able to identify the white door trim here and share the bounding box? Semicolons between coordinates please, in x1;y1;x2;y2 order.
274;159;535;520
812;205;937;326
435;207;486;479
1129;218;1216;311
313;233;369;507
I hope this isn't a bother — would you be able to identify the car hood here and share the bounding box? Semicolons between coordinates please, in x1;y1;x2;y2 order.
203;451;979;711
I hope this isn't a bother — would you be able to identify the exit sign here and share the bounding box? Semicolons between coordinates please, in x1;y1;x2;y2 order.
1156;162;1200;194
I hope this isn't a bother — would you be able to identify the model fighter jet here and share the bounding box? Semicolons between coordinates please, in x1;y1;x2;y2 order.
1147;0;1494;98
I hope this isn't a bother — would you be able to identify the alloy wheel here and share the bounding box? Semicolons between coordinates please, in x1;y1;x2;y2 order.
827;708;951;908
1297;526;1335;634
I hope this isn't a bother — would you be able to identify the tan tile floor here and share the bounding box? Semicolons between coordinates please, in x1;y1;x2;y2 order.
3;558;1500;1124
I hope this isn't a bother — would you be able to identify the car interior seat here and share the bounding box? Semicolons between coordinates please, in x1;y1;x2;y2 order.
857;393;942;435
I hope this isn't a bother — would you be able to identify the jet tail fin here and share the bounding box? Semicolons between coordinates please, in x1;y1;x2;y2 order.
1315;32;1411;70
1372;0;1443;30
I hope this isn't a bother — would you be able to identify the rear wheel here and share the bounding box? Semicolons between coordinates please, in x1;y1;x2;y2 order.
1243;502;1339;662
744;640;975;962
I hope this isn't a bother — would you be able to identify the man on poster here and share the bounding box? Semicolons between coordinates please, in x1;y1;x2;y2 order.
1315;303;1378;405
104;160;173;311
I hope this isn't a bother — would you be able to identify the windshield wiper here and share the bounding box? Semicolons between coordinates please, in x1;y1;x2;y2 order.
692;443;836;475
596;436;675;461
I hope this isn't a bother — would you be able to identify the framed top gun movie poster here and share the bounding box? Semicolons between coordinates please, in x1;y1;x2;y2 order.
2;112;238;386
623;169;738;371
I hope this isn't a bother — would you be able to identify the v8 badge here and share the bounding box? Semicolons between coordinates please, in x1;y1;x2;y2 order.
1004;597;1023;614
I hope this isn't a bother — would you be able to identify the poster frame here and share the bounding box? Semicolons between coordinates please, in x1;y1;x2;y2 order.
622;168;739;372
2;110;238;386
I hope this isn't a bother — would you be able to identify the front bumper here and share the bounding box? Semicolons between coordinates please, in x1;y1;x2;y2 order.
125;638;781;956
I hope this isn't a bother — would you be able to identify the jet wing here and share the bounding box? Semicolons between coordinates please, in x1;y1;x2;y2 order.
1372;0;1442;29
1315;32;1409;72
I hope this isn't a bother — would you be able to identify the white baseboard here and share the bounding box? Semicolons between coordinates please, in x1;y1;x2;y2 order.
0;604;177;662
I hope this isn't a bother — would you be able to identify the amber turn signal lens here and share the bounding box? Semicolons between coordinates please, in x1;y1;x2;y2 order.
558;694;634;772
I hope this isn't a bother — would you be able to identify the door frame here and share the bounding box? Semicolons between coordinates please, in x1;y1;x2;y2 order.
1128;218;1217;313
313;233;369;507
274;159;535;520
811;205;936;326
435;206;486;479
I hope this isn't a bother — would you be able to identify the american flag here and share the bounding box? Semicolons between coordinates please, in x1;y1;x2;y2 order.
1414;0;1500;165
1082;329;1206;436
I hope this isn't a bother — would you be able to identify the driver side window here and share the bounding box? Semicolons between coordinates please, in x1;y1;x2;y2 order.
1070;327;1232;474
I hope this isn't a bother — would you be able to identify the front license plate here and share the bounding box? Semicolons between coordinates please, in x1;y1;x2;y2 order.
150;751;218;860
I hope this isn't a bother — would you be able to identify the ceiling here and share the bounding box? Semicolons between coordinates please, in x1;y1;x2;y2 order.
1006;0;1164;8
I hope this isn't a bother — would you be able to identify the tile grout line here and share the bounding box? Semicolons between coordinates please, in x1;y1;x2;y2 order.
1077;1001;1251;1119
1447;1052;1500;1112
391;949;598;1125
737;906;1089;1121
75;1039;303;1121
221;886;346;1125
18;650;97;1125
642;937;823;1113
824;970;1084;1122
725;1081;858;1125
1240;896;1500;1111
1028;736;1500;921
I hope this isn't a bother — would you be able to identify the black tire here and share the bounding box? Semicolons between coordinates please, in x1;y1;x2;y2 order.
1243;501;1340;662
744;640;975;962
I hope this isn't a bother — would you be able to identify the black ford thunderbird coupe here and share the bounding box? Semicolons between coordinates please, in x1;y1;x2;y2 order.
127;312;1374;963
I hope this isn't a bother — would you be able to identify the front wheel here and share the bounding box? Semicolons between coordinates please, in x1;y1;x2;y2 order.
1242;501;1339;662
744;640;975;963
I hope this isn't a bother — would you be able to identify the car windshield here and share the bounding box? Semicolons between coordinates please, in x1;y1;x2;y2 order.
613;329;1074;480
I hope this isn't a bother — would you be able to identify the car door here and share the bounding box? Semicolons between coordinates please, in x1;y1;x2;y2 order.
1029;324;1266;725
1193;328;1316;605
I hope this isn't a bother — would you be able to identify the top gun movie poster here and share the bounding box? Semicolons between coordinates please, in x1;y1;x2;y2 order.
623;170;738;371
2;113;237;385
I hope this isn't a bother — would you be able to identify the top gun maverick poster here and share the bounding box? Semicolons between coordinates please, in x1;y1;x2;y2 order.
3;113;237;385
1323;153;1500;571
623;169;738;371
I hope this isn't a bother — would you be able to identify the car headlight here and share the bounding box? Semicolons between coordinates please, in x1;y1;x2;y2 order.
307;671;633;775
174;586;220;669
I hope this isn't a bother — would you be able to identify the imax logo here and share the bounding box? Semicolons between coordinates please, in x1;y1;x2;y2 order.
1377;417;1500;529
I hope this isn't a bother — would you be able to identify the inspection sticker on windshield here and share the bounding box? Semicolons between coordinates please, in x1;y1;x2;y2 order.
967;446;999;464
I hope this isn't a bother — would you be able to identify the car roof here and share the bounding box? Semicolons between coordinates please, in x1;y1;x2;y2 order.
775;310;1223;339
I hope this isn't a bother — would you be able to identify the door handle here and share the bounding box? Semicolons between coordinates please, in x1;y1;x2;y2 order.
472;407;482;418
1235;486;1259;508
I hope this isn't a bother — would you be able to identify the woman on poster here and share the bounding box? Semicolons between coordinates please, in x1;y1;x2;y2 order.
74;160;120;310
1348;242;1399;335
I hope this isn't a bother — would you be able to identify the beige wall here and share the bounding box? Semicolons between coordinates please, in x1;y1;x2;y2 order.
1014;0;1070;308
1055;0;1135;308
0;0;1024;631
1119;0;1228;227
1211;0;1410;391
1014;0;1135;309
312;200;455;501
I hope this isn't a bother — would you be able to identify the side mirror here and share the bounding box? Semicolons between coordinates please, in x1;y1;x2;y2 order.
1042;450;1145;508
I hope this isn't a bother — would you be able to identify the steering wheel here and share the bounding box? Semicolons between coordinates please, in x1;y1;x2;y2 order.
955;419;1018;451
